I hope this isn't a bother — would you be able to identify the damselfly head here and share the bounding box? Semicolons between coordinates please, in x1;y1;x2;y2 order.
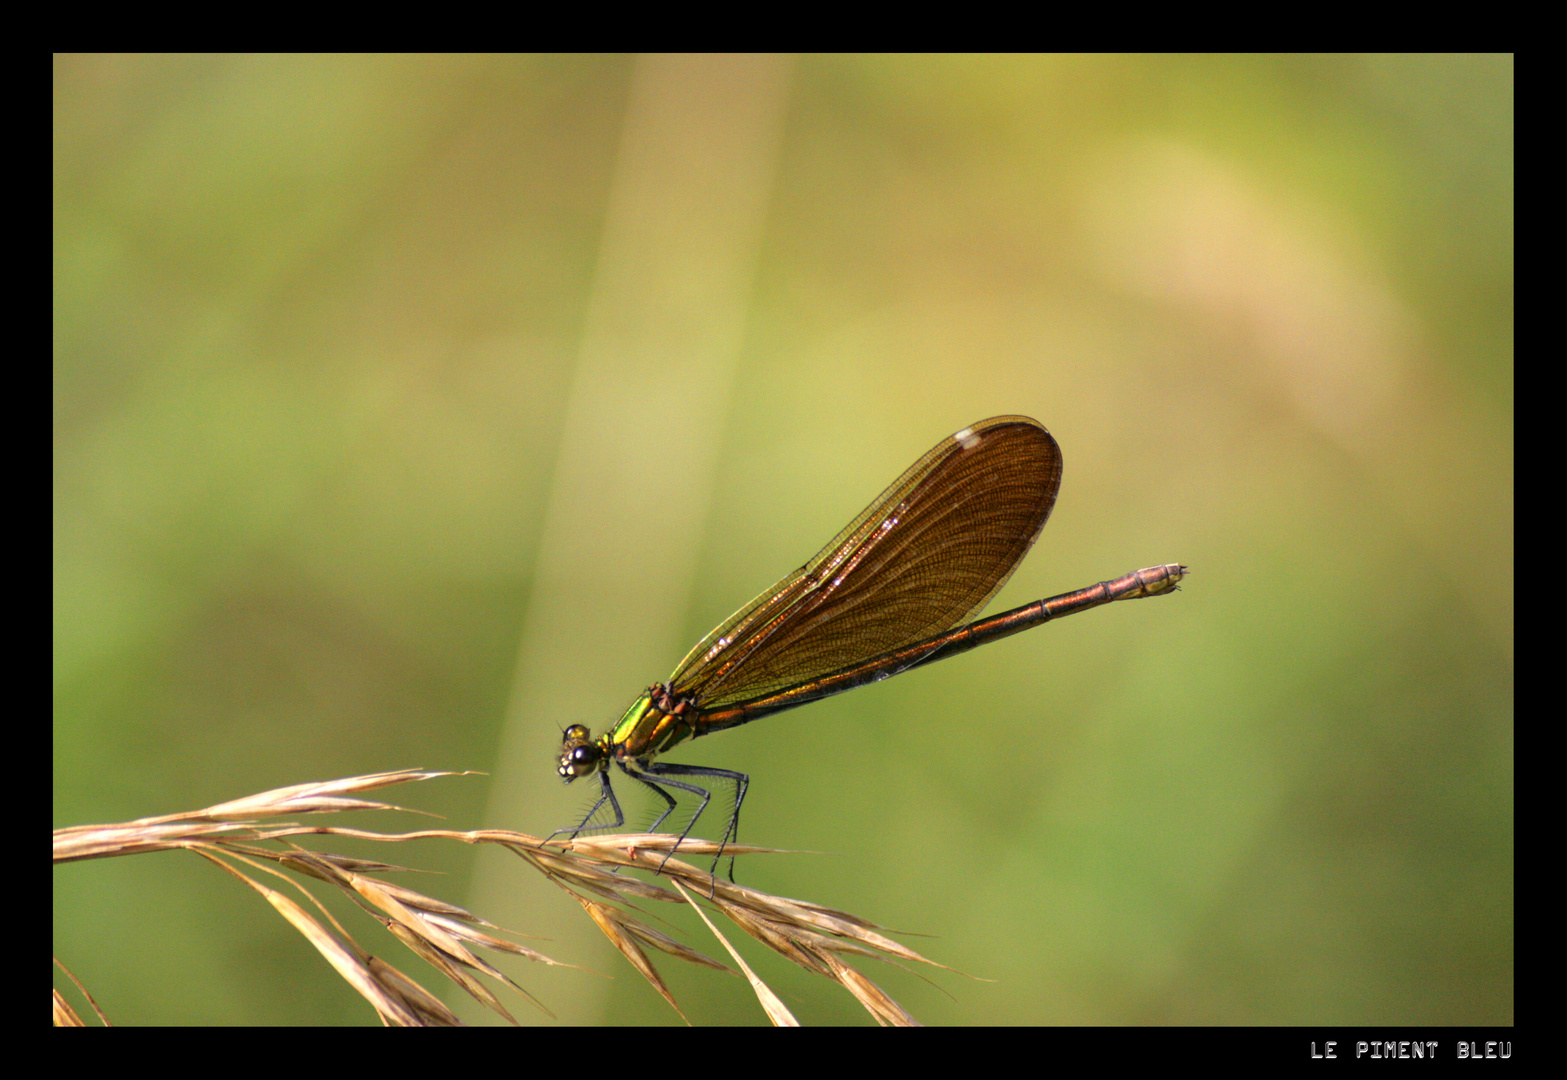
557;724;604;782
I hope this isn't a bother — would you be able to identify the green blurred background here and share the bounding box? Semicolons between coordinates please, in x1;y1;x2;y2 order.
54;54;1512;1025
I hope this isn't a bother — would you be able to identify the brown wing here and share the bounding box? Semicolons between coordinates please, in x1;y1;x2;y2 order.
668;416;1062;708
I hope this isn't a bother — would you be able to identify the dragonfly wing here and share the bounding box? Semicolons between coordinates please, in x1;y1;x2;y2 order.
670;416;1062;707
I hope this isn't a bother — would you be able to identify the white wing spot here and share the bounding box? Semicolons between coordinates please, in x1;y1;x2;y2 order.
955;427;979;449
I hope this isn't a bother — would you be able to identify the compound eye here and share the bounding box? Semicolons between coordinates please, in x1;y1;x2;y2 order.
558;738;602;780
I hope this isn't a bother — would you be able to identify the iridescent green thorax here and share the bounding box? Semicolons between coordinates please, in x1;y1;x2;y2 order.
557;683;707;786
607;684;700;761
